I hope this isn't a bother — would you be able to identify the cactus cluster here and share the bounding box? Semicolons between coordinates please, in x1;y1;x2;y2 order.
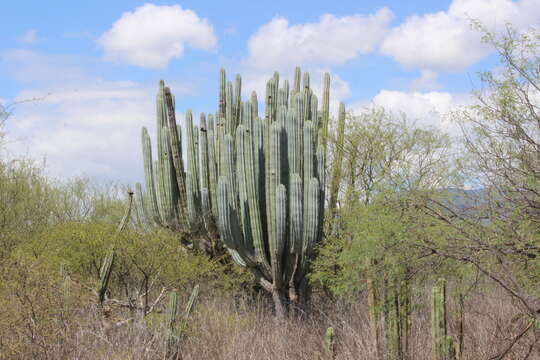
215;68;332;314
137;82;219;254
137;67;340;314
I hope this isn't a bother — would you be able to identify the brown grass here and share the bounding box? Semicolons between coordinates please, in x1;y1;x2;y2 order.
1;283;539;360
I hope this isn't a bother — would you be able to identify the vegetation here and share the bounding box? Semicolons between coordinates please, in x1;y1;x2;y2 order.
0;26;538;359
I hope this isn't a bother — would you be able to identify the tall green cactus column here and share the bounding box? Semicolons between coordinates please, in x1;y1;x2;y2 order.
215;67;333;316
327;102;346;235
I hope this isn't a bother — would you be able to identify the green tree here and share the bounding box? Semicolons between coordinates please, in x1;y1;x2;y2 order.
422;26;540;322
312;109;461;295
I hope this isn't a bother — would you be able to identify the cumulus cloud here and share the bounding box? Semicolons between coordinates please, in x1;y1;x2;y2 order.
380;0;540;71
99;3;217;68
351;90;472;134
1;49;196;182
246;8;393;70
4;81;156;182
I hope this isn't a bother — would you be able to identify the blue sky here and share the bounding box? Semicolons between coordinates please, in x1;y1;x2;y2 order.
1;0;538;183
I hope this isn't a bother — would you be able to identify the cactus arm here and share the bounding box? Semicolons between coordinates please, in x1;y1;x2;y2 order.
183;284;199;319
250;91;258;121
270;184;286;290
328;102;346;214
98;251;114;304
242;120;271;273
163;87;189;230
219;68;226;120
206;114;219;222
234;74;242;127
141;127;161;224
293;67;301;93
321;72;330;147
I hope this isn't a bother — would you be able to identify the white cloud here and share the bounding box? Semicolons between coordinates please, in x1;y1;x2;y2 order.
4;81;156;182
99;3;217;68
18;30;37;44
246;8;393;70
351;90;472;134
1;49;196;183
380;0;540;71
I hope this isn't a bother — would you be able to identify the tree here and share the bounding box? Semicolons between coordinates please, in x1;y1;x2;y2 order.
312;109;460;295
419;26;540;352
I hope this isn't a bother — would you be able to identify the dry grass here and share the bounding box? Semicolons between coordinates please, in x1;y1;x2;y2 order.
1;284;539;360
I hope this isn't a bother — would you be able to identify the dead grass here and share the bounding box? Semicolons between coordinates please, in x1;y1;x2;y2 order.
1;283;538;360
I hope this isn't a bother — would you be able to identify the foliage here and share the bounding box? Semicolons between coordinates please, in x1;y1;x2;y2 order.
425;25;540;317
312;110;462;297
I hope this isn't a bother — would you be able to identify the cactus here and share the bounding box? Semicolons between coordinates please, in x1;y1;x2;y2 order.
98;250;114;304
137;82;218;255
214;67;332;315
431;278;456;360
165;285;199;359
98;191;133;305
326;103;346;237
137;68;336;313
325;326;336;359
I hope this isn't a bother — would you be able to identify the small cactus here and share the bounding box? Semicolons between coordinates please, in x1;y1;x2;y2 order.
97;191;133;305
325;326;335;359
98;251;114;304
165;285;199;359
165;290;179;359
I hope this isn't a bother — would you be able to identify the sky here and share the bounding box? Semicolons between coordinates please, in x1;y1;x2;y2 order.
1;0;539;184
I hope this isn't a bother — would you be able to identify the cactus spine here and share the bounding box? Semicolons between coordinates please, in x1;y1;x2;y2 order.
432;278;456;360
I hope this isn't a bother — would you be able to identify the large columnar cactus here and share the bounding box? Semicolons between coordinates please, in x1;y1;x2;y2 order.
137;68;335;314
137;82;218;255
215;67;331;315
